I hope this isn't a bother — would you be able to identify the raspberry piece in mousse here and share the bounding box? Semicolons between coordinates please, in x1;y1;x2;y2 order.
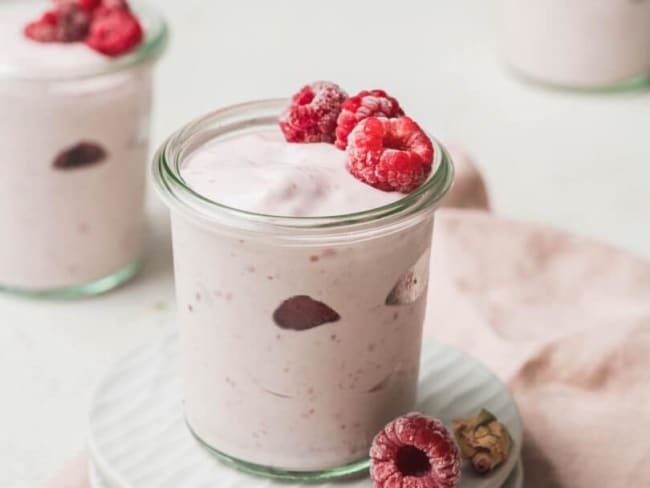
346;116;434;193
85;5;143;57
273;295;340;331
335;90;404;149
370;413;461;488
24;4;91;43
278;81;348;143
53;142;107;170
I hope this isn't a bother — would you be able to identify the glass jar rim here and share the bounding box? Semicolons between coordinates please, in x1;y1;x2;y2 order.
153;99;454;240
0;0;168;81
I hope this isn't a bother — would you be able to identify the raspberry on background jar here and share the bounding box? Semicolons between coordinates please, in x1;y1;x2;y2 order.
499;0;650;90
153;99;454;480
0;0;168;297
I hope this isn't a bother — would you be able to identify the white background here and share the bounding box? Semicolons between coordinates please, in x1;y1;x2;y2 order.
1;0;649;485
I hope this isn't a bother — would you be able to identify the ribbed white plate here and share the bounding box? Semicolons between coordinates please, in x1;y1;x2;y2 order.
88;334;522;488
90;458;524;488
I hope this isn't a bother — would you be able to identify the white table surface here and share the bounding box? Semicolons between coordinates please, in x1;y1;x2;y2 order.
1;0;649;486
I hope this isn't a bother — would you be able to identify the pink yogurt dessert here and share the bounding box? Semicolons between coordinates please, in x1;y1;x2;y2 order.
500;0;650;89
153;98;454;478
0;1;167;296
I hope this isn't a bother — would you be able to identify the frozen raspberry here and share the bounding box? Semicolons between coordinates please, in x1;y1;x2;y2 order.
24;4;91;43
370;413;461;488
278;81;348;143
335;90;404;149
52;0;102;11
272;295;340;331
85;6;143;56
347;116;434;193
78;0;102;11
24;11;59;42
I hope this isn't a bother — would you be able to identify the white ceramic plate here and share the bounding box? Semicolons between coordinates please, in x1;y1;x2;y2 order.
88;333;522;488
89;458;523;488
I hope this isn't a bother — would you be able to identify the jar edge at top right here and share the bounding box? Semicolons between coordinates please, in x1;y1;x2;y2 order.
499;0;650;91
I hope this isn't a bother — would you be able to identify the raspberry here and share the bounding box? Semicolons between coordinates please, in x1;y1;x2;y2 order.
335;90;404;149
278;81;348;143
85;6;143;56
272;295;340;331
24;11;59;42
78;0;102;11
370;413;461;488
24;4;91;43
346;116;434;193
52;0;102;11
53;142;107;169
98;0;130;10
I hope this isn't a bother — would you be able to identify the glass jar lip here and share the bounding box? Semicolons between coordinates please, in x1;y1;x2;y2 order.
0;0;168;81
153;98;454;236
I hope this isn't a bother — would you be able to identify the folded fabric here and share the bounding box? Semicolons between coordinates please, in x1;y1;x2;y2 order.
426;210;650;487
442;145;490;211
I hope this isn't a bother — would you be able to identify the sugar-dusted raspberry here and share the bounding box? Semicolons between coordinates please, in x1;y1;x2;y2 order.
24;4;91;43
57;3;92;41
278;81;348;143
335;90;404;149
346;116;434;193
78;0;103;11
52;0;102;11
370;413;461;488
85;6;143;56
24;11;59;42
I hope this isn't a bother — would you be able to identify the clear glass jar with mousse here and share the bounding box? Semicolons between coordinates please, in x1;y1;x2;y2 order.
0;0;168;298
499;0;650;91
153;99;455;480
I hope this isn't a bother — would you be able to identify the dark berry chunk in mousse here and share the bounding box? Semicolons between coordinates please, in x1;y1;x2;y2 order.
53;142;107;169
273;295;340;331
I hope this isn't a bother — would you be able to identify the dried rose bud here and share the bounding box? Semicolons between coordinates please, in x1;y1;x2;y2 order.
453;409;512;475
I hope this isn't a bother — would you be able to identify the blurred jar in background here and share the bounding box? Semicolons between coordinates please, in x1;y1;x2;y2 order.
499;0;650;90
0;1;168;298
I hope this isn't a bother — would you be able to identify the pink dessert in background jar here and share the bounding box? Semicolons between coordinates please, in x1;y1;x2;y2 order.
153;86;455;479
500;0;650;89
0;0;167;297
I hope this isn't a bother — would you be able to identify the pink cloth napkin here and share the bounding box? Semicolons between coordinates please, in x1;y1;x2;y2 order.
426;210;650;487
48;152;650;486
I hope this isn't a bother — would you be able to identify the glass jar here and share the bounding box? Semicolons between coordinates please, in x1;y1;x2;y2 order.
0;0;168;298
499;0;650;91
153;99;454;480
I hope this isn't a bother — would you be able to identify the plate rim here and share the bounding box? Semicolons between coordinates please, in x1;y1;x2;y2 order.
87;333;522;488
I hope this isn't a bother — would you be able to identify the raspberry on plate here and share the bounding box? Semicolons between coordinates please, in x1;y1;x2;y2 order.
278;81;348;143
85;6;143;57
346;116;434;193
335;89;404;149
370;413;461;488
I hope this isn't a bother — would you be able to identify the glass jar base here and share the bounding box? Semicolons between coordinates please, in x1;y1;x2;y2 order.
186;420;370;482
0;259;141;299
505;65;650;94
